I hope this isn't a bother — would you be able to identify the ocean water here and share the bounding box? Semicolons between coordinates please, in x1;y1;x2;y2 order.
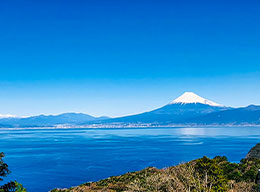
1;127;260;192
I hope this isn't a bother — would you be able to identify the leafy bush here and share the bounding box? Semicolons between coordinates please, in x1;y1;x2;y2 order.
52;156;260;192
0;153;26;192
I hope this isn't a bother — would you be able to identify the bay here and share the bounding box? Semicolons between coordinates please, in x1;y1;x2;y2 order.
0;127;260;192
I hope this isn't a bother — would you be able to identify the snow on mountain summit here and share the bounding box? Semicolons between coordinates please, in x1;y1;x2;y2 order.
169;92;223;107
0;114;17;118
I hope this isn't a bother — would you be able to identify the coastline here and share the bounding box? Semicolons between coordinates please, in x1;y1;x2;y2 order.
1;123;260;130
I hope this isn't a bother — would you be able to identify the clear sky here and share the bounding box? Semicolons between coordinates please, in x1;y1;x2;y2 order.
0;0;260;117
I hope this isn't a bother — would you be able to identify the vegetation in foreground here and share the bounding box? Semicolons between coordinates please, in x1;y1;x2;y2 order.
52;156;260;192
0;152;26;192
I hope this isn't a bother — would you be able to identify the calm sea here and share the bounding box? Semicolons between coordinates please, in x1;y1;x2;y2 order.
1;127;260;192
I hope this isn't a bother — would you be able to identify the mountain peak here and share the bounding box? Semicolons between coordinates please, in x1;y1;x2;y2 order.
169;92;223;107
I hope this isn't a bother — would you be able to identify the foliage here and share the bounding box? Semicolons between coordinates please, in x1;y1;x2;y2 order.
0;153;26;192
0;153;10;182
52;155;260;192
194;156;229;191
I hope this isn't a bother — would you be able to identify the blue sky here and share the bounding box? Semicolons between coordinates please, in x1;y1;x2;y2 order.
0;0;260;117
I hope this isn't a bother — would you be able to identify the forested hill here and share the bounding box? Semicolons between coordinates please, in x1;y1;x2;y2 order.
52;143;260;192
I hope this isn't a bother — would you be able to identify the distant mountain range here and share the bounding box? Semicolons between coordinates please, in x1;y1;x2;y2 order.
1;92;260;128
102;92;229;124
188;104;260;125
0;113;109;128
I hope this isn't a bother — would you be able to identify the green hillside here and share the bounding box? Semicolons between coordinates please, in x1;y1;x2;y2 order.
51;155;260;192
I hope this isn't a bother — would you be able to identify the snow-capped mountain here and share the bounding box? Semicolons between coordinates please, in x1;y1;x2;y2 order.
1;92;260;127
0;114;17;118
102;92;229;124
169;92;223;107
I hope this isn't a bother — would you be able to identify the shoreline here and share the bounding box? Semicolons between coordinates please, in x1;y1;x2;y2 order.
1;124;260;131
